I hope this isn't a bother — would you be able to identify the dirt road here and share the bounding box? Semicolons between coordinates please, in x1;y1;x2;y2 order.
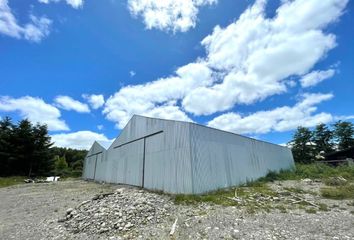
0;180;353;240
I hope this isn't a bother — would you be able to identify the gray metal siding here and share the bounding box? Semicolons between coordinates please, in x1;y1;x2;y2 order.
82;142;106;181
105;115;193;194
190;124;294;194
143;122;193;194
94;152;106;182
83;115;294;194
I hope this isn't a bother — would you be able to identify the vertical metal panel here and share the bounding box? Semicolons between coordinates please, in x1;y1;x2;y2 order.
105;115;193;194
190;124;294;194
84;115;294;194
143;121;193;194
82;142;107;181
106;139;144;187
83;155;96;180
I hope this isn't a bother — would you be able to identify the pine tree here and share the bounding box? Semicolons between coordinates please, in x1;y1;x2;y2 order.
312;123;334;158
333;121;354;150
32;123;54;176
289;126;315;163
0;117;14;176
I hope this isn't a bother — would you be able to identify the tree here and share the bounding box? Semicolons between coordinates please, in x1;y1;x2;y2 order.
0;117;14;176
54;155;69;176
312;123;334;157
0;117;55;177
50;147;87;170
11;119;35;176
333;121;354;150
289;126;315;164
31;123;54;176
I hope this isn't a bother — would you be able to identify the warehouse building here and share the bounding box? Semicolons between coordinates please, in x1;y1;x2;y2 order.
83;115;294;194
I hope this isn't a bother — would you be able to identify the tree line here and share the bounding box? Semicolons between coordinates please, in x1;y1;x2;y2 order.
0;117;87;177
289;121;354;164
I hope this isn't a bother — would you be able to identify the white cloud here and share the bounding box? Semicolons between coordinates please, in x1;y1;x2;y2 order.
182;0;347;115
104;62;211;128
0;0;52;42
129;71;136;77
97;125;104;130
128;0;217;32
38;0;84;9
54;96;90;113
51;131;113;150
207;93;334;135
82;94;105;109
104;0;348;126
0;96;69;131
300;69;335;88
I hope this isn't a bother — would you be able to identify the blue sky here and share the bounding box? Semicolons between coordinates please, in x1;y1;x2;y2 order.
0;0;353;149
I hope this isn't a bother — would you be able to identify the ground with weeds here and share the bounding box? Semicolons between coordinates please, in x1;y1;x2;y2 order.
0;177;353;240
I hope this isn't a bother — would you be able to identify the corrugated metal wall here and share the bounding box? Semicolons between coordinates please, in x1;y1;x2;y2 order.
82;142;106;180
83;115;294;194
104;115;194;194
189;124;294;194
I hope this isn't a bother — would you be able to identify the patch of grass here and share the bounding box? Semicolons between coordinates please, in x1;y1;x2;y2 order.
284;187;306;194
260;163;354;182
321;184;354;200
323;177;348;186
305;208;317;214
0;176;25;188
275;205;287;213
318;203;329;212
174;181;277;208
174;188;237;206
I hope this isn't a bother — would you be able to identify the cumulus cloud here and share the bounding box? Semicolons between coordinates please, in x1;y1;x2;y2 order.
128;0;217;32
104;62;211;128
0;0;52;42
0;96;69;131
103;0;348;128
82;94;105;109
51;131;113;150
300;69;335;88
182;0;347;115
38;0;84;9
54;96;90;113
207;93;334;135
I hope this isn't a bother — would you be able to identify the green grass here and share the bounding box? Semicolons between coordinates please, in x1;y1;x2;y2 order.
174;163;354;211
174;181;276;208
318;203;329;211
174;189;238;206
259;163;354;182
305;208;317;214
321;184;354;200
0;176;25;188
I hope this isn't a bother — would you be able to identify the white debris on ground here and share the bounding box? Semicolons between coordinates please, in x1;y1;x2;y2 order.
1;180;354;240
60;188;174;238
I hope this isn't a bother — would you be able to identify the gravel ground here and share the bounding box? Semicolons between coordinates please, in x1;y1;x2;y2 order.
0;179;353;240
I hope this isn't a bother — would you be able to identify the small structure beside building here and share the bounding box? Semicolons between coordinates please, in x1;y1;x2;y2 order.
83;115;294;194
324;147;354;166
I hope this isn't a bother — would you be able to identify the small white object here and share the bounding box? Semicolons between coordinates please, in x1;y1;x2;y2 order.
46;176;60;182
169;218;178;236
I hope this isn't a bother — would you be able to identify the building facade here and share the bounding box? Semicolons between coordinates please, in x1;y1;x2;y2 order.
83;115;294;194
